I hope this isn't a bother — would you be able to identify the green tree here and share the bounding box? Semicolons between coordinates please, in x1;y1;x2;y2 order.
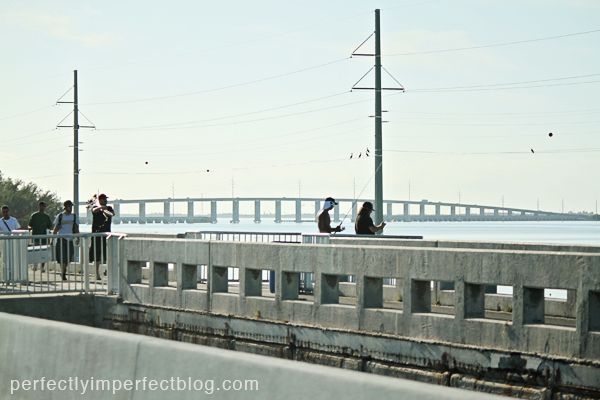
0;172;62;228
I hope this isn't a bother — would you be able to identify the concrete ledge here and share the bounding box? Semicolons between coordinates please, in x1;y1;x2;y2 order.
0;312;507;400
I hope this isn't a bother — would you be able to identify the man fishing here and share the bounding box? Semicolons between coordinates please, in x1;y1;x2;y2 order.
317;197;345;234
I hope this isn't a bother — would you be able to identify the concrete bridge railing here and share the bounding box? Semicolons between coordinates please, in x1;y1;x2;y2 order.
0;312;504;400
118;237;600;360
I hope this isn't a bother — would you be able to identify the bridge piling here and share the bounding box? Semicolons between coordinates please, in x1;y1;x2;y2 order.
275;200;282;223
254;200;261;223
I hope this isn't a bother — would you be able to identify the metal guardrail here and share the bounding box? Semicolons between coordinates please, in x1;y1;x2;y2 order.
187;231;310;291
0;232;125;295
186;231;302;243
186;231;423;290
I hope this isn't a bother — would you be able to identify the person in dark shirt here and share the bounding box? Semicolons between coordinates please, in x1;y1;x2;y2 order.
28;201;53;272
89;193;115;280
355;201;386;235
317;197;344;233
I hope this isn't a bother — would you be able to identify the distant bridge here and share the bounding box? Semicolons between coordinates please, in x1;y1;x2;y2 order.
77;197;595;224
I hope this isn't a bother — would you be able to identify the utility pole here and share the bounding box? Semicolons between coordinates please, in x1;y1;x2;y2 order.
73;70;79;211
373;9;383;227
57;70;95;214
350;9;404;232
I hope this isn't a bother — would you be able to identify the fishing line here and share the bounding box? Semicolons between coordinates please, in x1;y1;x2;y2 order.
336;160;383;230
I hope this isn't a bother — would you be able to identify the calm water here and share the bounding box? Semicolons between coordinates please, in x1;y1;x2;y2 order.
83;220;600;246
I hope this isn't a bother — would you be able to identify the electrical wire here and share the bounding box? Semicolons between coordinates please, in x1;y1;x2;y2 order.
386;27;600;57
94;91;351;131
384;147;600;155
84;57;350;106
96;93;375;132
3;129;56;145
408;73;600;93
0;105;54;122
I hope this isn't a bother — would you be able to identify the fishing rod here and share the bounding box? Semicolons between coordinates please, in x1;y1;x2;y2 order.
334;160;383;232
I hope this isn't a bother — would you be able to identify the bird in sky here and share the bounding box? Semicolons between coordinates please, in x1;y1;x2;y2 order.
531;149;535;153
349;153;353;159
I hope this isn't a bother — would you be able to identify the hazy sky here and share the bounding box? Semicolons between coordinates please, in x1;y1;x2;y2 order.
1;0;599;213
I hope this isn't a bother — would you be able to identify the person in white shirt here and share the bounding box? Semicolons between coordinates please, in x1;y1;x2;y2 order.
52;200;79;280
0;205;21;233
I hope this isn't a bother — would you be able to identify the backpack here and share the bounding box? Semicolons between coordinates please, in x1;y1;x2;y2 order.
57;213;79;234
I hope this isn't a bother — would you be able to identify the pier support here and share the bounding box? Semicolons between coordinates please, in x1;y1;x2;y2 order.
139;202;146;224
163;201;171;223
187;200;194;222
295;200;301;223
386;203;392;222
275;200;282;223
254;200;261;223
210;201;217;224
232;200;240;223
435;204;441;216
403;203;409;217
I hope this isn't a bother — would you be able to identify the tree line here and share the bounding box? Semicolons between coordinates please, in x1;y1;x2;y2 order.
0;172;62;227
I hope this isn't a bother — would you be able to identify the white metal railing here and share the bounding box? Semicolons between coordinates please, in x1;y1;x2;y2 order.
187;231;302;243
0;232;125;295
186;231;309;292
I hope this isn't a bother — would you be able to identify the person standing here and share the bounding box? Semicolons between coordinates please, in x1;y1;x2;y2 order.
89;193;115;280
355;201;386;235
317;197;344;233
52;200;79;281
0;205;21;233
28;201;53;272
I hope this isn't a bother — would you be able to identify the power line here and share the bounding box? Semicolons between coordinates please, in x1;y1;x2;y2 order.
0;105;54;122
408;73;600;93
384;147;600;155
388;119;600;127
95;91;351;131
3;128;56;145
386;27;600;57
96;93;377;132
84;57;350;106
77;9;371;74
408;79;600;93
89;124;371;158
390;107;600;117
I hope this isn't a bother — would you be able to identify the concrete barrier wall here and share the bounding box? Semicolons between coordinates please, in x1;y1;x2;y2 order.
330;237;600;253
0;312;506;400
119;238;600;360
